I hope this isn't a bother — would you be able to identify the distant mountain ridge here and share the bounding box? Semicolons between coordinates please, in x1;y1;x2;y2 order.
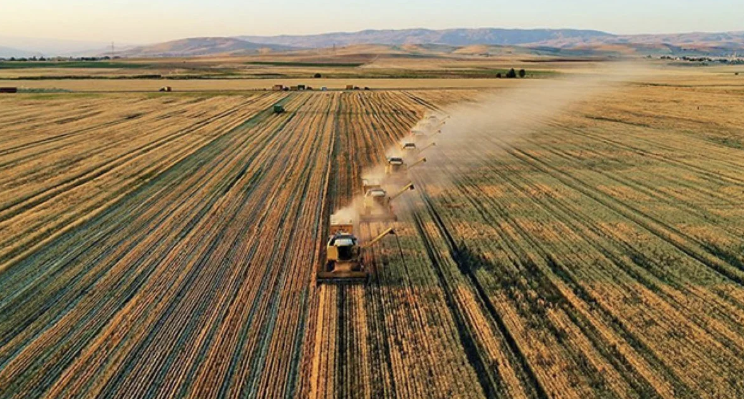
0;46;42;58
0;36;134;57
238;28;613;48
236;28;744;56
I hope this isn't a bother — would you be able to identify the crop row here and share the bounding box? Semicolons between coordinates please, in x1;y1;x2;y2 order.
0;93;334;398
404;87;744;397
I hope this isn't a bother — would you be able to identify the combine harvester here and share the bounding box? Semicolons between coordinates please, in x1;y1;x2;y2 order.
317;216;397;284
423;114;450;130
416;115;449;137
400;141;436;156
410;123;444;141
385;157;427;183
360;183;415;222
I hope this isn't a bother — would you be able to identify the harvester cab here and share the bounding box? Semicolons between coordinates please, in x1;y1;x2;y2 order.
401;142;418;153
410;130;428;142
385;157;406;178
326;233;360;269
317;215;397;284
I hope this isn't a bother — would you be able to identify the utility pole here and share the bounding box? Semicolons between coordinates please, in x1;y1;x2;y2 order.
111;42;115;59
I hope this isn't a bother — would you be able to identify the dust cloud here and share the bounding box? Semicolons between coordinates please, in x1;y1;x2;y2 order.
331;204;358;224
412;62;655;187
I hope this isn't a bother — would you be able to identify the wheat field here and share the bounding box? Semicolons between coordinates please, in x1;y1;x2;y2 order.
1;69;744;398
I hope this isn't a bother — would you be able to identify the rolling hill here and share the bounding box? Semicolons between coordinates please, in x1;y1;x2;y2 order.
118;37;296;58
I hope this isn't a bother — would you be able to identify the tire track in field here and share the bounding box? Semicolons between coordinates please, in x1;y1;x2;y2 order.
504;145;744;286
551;120;744;187
412;150;687;398
434;121;740;394
515;127;744;330
0;97;191;157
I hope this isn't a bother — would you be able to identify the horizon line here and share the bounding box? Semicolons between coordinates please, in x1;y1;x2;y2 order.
3;26;744;47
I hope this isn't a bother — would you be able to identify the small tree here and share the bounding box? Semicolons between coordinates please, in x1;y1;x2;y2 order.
519;69;526;78
506;68;517;78
496;73;502;79
314;73;322;78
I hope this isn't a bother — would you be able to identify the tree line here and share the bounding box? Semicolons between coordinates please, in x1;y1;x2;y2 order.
496;68;527;79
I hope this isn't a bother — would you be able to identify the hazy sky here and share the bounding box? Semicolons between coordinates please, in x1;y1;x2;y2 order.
2;0;743;44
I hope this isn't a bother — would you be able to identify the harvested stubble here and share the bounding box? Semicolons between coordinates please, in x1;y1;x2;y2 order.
1;82;744;399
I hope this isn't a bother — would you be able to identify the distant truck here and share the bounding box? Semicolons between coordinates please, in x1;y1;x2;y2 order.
272;84;284;91
159;86;172;92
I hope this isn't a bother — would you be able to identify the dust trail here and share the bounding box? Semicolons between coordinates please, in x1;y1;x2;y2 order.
335;63;652;227
410;62;655;193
